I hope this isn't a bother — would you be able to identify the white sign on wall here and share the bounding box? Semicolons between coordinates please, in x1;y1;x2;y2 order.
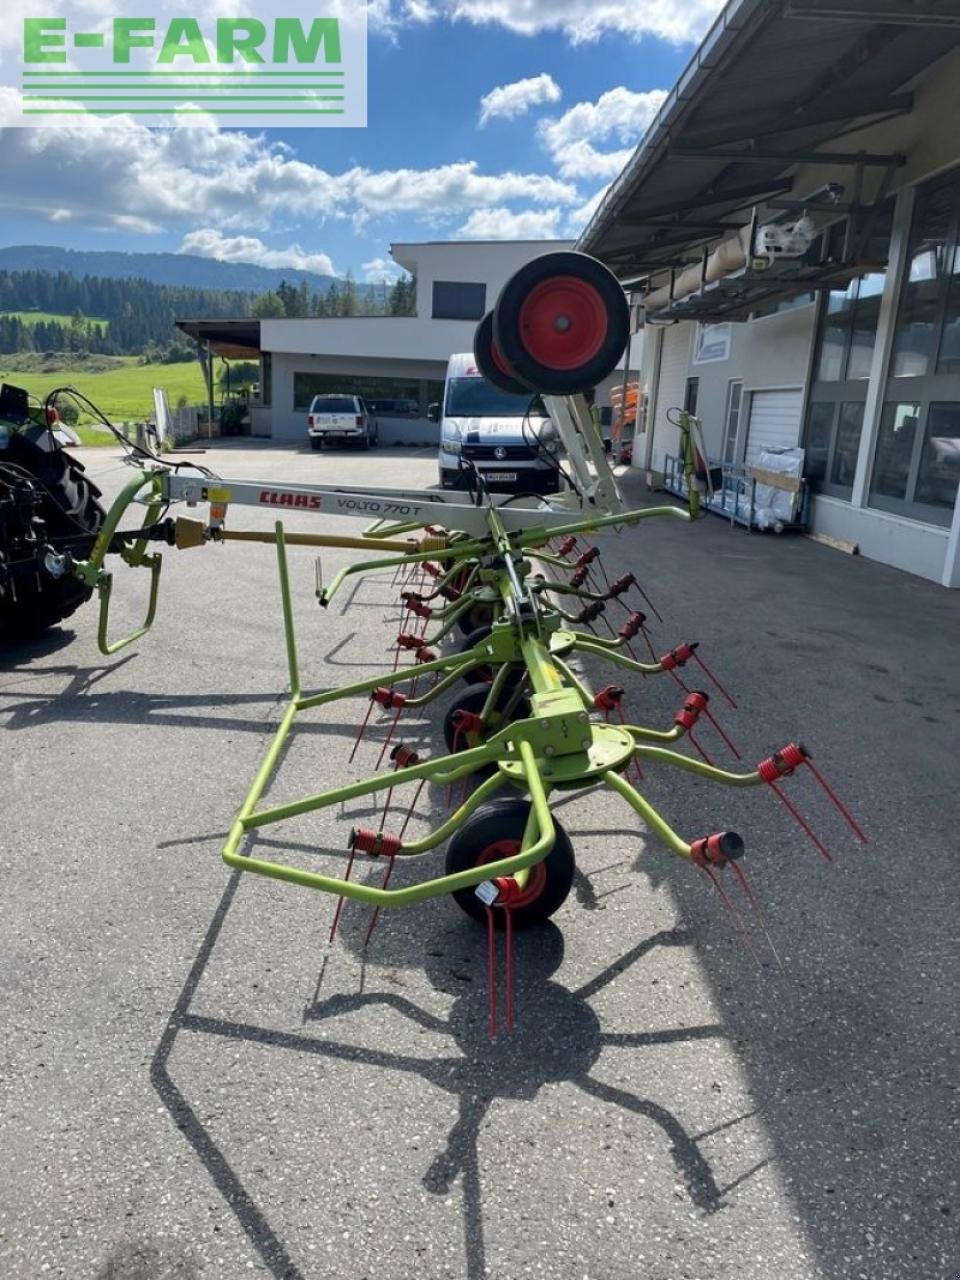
693;323;732;364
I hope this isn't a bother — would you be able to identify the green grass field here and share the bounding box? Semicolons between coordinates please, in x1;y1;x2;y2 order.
0;357;208;445
1;310;109;326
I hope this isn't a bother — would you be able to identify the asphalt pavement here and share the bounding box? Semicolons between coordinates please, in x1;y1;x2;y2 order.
1;440;957;1280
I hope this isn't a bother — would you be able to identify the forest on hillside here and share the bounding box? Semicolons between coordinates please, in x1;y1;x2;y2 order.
0;268;417;359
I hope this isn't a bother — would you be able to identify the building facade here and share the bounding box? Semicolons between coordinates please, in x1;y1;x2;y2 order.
580;0;960;588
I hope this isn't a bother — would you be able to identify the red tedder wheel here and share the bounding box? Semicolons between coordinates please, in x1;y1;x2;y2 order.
473;310;531;395
493;251;630;396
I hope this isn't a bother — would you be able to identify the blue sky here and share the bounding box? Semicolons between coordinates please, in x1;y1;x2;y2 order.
0;2;723;281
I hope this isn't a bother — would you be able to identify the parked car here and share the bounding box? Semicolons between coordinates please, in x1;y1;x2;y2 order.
307;395;379;450
431;352;560;492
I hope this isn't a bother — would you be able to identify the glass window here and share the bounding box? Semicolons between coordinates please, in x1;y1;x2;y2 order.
293;372;430;413
432;281;487;321
847;274;884;380
816;274;885;382
310;396;356;414
804;403;833;487
831;403;864;490
889;174;954;378
870;402;921;501
817;282;858;381
915;402;960;509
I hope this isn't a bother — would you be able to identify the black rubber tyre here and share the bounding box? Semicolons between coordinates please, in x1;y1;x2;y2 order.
442;684;532;779
310;438;323;451
493;251;630;396
473;310;532;394
0;432;105;642
456;599;497;636
445;797;575;929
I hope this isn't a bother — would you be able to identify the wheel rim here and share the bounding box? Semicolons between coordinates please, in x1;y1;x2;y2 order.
476;839;548;908
517;275;608;372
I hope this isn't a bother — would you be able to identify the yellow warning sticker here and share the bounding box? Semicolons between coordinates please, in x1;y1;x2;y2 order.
202;486;232;503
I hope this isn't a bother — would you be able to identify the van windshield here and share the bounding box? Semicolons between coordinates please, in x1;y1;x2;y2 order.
445;378;545;419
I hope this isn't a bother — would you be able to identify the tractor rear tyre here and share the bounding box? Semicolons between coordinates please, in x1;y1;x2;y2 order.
0;432;105;643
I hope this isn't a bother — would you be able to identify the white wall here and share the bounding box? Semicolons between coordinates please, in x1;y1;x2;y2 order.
391;240;574;321
260;315;477;362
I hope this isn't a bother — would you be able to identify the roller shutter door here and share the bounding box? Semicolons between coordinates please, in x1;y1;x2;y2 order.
745;389;803;464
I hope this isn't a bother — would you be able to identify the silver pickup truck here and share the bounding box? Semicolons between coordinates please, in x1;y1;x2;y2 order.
307;395;379;451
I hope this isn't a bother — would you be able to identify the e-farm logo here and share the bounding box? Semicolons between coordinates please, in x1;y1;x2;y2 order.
10;2;367;127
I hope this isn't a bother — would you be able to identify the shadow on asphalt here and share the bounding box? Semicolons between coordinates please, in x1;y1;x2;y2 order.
151;856;752;1280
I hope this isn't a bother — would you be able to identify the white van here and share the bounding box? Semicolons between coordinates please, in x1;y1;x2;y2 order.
429;352;561;493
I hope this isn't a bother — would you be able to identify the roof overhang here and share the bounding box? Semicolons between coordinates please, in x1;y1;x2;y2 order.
176;318;262;359
578;0;960;321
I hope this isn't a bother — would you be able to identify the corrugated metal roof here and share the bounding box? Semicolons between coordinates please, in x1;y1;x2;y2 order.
578;0;960;290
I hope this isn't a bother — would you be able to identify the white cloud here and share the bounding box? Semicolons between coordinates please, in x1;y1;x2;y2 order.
0;102;578;238
479;73;561;126
179;229;337;277
565;187;610;237
455;206;564;240
361;256;406;284
551;141;635;182
372;0;721;44
538;86;667;180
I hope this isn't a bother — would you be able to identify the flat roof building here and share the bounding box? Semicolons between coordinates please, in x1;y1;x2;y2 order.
179;239;638;448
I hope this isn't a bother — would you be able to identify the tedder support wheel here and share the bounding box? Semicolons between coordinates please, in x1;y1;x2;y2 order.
445;798;575;929
473;310;532;395
492;251;630;397
456;599;497;636
442;684;533;778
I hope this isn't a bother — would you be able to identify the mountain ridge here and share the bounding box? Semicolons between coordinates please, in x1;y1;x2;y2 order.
0;244;349;295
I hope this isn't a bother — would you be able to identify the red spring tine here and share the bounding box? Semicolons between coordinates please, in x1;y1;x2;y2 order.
329;845;357;944
701;706;742;760
504;908;514;1034
700;865;763;968
485;905;497;1038
349;700;376;764
727;862;784;972
692;652;738;710
641;626;658;662
687;731;716;767
802;759;868;843
612;707;645;780
363;852;397;949
639;587;664;625
668;667;693;696
375;707;404;770
398;779;426;842
767;780;834;863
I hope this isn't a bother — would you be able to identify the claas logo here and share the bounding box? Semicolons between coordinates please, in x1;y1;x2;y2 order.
258;490;322;510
